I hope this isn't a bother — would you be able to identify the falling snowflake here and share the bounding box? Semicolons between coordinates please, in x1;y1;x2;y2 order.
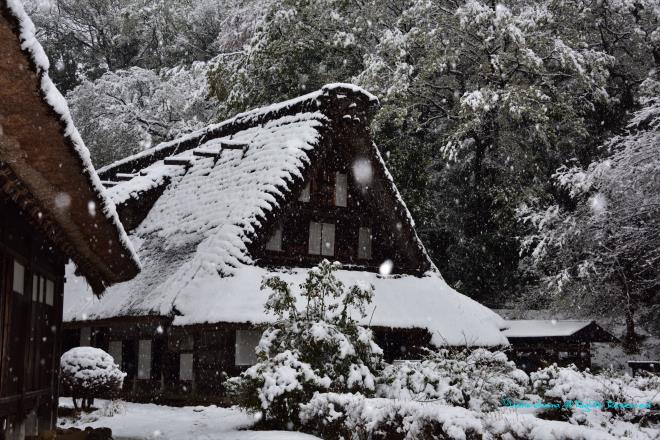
352;158;373;186
88;200;97;217
54;192;71;210
379;259;393;276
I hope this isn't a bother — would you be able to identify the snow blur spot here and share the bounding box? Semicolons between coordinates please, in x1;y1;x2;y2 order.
352;158;373;187
87;200;96;217
286;421;294;430
395;222;402;231
589;193;607;216
551;319;557;325
54;192;71;210
379;259;393;276
156;325;164;334
152;430;162;438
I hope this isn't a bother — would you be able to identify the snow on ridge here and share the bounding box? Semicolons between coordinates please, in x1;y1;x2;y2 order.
5;0;140;271
98;83;377;176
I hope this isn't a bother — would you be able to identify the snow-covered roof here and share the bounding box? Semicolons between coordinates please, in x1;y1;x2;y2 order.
65;266;507;347
63;84;506;346
1;0;140;292
502;320;595;338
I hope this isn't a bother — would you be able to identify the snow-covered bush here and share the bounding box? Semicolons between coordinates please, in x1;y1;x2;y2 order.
300;392;484;440
60;347;126;410
226;260;383;427
377;348;528;412
531;364;659;422
300;392;622;440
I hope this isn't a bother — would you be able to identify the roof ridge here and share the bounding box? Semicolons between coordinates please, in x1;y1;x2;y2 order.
99;83;378;180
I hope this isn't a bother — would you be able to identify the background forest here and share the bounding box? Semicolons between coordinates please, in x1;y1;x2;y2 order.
24;0;660;348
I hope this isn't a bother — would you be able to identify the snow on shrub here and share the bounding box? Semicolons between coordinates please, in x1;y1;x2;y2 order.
60;347;126;410
377;348;529;412
226;260;384;427
300;392;619;440
482;412;621;440
531;364;659;422
376;360;465;405
299;392;484;440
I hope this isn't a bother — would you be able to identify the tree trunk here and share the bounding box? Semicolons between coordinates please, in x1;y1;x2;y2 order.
623;298;639;353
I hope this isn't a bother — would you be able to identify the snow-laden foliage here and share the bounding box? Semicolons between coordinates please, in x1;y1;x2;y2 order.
532;364;660;420
67;63;215;166
60;347;126;410
300;392;484;440
529;364;660;439
24;0;270;90
519;98;660;342
377;348;529;412
300;392;626;440
226;260;383;427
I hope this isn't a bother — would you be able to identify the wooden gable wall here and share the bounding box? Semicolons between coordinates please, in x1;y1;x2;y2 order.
251;115;429;275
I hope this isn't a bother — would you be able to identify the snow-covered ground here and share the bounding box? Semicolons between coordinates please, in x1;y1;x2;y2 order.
58;399;320;440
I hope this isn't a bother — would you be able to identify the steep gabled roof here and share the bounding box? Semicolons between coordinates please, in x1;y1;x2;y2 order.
0;0;140;292
64;84;507;346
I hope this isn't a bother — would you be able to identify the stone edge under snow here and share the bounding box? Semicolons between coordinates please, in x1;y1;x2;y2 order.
5;0;140;270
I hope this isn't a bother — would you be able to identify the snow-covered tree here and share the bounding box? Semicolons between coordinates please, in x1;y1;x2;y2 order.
67;63;215;166
226;260;383;428
60;347;126;410
25;0;267;91
208;0;396;118
357;0;615;303
518;95;660;346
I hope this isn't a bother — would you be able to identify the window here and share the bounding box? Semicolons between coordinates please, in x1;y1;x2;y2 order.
108;341;123;368
335;172;347;207
308;222;335;256
179;353;194;381
299;181;310;202
235;330;261;366
32;274;39;302
265;223;283;251
79;327;91;346
45;279;54;306
358;227;372;260
138;339;152;379
12;260;24;294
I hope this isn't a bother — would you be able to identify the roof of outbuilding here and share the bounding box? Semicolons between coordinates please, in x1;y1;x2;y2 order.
502;320;617;342
1;0;140;292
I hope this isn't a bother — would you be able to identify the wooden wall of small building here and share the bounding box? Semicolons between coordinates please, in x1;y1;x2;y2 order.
507;338;592;372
